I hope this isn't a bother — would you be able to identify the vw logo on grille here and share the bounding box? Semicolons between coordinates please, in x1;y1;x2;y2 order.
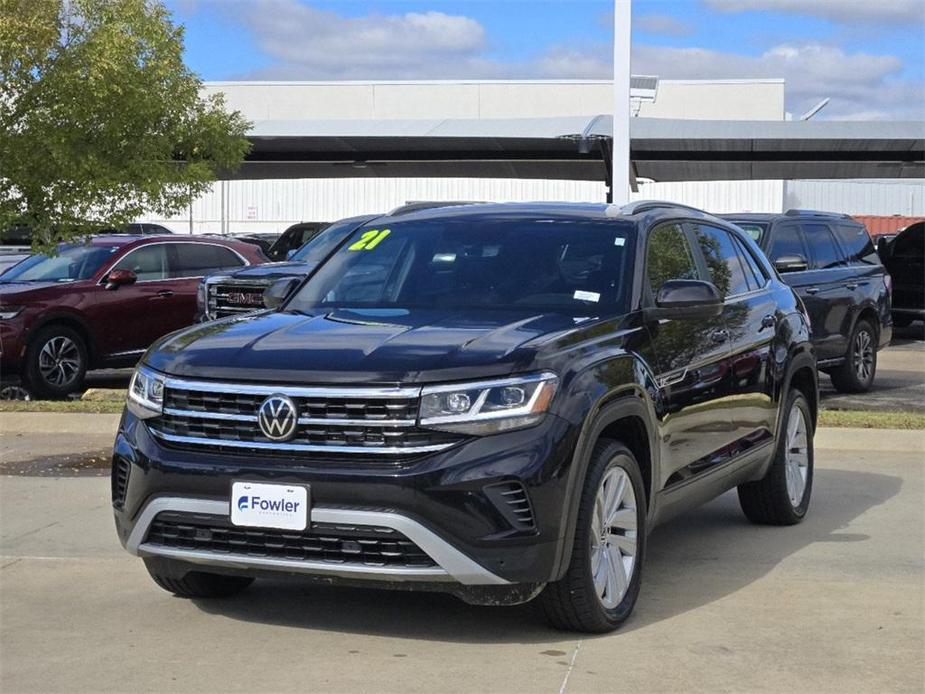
257;394;298;441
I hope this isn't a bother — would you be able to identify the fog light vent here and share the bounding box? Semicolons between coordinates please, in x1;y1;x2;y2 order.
485;481;536;531
112;457;131;509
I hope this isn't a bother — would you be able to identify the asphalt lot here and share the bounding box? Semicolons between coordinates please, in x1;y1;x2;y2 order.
1;421;923;693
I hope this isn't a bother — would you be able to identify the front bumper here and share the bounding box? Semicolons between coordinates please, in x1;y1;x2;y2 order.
112;410;578;587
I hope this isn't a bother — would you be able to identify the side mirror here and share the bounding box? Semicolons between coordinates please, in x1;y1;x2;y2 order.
773;254;808;273
105;268;137;290
286;249;297;260
263;277;300;310
649;279;722;319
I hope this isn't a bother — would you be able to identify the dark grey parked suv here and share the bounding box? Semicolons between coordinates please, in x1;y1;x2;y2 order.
724;210;892;393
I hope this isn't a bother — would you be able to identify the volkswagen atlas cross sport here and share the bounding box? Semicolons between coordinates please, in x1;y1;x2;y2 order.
112;202;817;632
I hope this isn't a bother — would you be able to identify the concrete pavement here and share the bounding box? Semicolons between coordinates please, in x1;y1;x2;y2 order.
1;429;922;693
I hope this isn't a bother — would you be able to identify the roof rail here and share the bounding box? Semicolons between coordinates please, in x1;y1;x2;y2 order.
784;209;852;219
387;200;485;216
618;200;708;216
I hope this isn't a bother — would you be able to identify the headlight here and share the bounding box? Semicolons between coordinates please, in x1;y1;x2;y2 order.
127;365;166;419
419;372;558;435
0;305;24;320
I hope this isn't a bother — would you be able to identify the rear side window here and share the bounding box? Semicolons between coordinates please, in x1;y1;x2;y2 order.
767;224;808;263
169;244;244;278
646;223;699;294
832;223;878;265
732;234;768;289
692;224;751;297
802;223;843;269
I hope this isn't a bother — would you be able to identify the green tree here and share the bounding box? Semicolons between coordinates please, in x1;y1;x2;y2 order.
0;0;251;251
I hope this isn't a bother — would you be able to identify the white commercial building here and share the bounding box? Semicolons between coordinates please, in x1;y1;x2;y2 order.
149;80;923;234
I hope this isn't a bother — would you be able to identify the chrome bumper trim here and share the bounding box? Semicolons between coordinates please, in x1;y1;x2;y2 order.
125;497;509;586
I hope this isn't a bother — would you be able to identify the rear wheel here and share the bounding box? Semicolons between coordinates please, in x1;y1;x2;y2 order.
738;390;813;525
539;440;646;632
830;319;877;393
144;558;254;599
24;325;87;399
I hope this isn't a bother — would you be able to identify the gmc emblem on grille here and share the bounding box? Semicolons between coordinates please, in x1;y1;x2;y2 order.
228;291;264;306
257;395;298;441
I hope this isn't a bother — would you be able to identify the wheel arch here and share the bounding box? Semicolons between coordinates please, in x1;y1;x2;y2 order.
29;313;97;366
550;387;660;582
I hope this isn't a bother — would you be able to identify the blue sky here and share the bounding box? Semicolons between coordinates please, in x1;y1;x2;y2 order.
167;0;925;119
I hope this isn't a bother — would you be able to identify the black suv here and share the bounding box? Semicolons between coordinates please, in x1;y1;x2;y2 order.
723;210;891;393
879;221;923;327
197;216;376;321
113;202;817;632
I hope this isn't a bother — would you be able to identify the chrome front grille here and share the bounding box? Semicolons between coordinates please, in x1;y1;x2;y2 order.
206;279;271;319
149;377;464;458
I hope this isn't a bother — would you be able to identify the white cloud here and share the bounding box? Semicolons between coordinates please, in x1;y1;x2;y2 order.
704;0;925;25
635;13;694;37
233;0;490;80
631;42;923;120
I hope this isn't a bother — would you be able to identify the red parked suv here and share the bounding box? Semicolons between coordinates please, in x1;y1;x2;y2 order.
0;235;266;397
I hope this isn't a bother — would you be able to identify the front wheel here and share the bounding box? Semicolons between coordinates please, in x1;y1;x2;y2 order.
830;319;877;393
738;390;814;525
539;440;646;632
24;325;88;399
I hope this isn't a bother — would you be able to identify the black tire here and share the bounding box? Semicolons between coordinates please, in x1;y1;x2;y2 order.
539;440;647;633
24;325;88;399
738;390;814;525
144;559;254;599
830;319;877;393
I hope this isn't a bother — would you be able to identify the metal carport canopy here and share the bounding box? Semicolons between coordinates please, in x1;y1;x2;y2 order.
237;116;925;182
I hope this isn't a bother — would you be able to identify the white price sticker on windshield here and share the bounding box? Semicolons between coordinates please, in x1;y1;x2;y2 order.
573;290;600;303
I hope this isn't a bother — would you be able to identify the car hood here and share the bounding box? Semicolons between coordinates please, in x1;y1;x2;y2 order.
213;262;315;282
0;280;73;300
145;308;584;384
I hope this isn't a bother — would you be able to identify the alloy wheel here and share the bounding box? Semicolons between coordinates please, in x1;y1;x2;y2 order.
853;330;874;383
784;405;809;507
38;336;81;387
590;466;637;609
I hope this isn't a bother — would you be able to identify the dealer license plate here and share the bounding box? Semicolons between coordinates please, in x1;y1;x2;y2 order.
231;482;309;530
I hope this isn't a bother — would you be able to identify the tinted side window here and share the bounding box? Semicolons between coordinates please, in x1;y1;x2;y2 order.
832;222;878;265
767;224;808;263
170;244;244;278
732;234;767;289
803;223;843;269
646;223;699;294
113;245;168;281
693;224;750;297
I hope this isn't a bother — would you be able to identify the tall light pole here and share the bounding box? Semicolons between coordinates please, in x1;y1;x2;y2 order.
612;0;632;204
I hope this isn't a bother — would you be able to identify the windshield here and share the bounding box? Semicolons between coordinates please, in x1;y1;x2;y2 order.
285;217;634;315
289;219;358;264
729;221;768;244
0;244;119;282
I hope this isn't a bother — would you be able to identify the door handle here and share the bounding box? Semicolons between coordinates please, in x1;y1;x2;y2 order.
711;329;729;343
155;289;174;298
805;287;820;295
761;314;776;329
844;283;858;290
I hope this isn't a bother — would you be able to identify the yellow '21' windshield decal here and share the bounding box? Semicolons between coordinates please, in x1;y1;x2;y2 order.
348;229;391;251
